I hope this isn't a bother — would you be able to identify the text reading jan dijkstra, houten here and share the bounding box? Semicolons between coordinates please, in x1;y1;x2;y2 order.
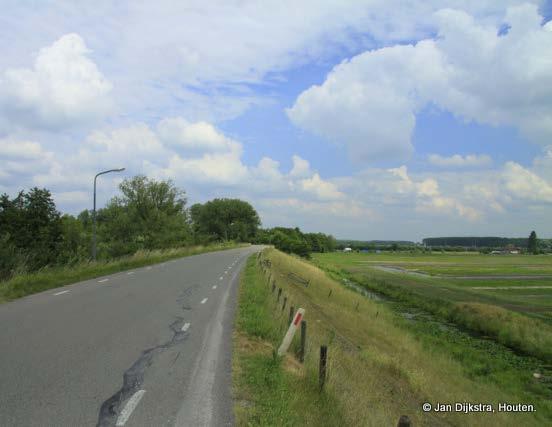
422;402;535;413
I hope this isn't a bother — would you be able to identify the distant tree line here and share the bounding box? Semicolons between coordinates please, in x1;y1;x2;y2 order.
334;234;551;254
336;240;416;251
254;227;336;258
423;234;551;254
422;237;530;248
0;176;262;281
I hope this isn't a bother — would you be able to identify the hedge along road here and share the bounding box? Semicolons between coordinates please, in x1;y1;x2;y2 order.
0;245;263;427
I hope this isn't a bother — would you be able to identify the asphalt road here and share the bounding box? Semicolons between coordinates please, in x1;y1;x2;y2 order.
0;245;262;427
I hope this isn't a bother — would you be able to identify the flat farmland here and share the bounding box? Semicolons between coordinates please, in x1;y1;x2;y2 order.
346;252;552;277
313;251;552;363
314;252;552;322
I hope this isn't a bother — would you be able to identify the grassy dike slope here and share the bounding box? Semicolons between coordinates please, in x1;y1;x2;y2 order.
0;242;245;303
233;249;552;426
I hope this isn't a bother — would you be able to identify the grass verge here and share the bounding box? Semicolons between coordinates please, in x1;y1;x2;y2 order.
234;249;552;426
0;242;246;303
233;253;345;426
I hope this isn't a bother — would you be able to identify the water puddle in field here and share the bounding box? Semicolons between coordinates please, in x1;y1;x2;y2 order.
341;278;385;301
371;265;432;277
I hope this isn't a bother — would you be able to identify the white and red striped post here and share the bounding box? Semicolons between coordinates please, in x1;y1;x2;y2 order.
277;308;305;356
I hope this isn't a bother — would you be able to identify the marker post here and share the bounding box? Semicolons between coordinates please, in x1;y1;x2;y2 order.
277;308;305;356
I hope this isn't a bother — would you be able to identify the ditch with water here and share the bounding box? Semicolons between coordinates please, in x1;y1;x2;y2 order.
340;276;552;393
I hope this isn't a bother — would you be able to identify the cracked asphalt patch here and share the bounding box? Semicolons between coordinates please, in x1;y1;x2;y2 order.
97;318;190;427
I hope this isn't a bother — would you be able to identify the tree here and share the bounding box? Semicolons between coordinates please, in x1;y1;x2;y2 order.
98;176;192;257
528;230;538;255
58;214;89;263
0;234;26;281
190;198;260;242
0;188;63;272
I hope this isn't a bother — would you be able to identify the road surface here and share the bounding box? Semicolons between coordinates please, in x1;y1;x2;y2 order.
0;245;262;426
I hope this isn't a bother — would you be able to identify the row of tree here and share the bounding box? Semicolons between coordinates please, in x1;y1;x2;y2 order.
254;227;336;258
423;232;548;254
336;240;416;251
0;176;261;281
0;175;334;281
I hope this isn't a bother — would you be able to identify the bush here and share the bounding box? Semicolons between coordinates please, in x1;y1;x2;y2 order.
0;234;28;281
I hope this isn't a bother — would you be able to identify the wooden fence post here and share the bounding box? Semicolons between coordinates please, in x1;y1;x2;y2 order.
397;415;411;427
328;290;332;298
277;288;282;302
300;320;307;363
319;345;327;390
282;296;287;312
289;306;294;324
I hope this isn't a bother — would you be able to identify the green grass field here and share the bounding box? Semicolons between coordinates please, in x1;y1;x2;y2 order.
313;252;552;360
341;252;552;276
233;249;552;426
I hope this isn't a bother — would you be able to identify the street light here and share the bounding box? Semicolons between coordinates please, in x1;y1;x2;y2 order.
92;168;125;261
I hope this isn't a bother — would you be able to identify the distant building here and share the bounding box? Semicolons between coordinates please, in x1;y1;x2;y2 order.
343;247;353;252
491;247;521;255
505;244;521;254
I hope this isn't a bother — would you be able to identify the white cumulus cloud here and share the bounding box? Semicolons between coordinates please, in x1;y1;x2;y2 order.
502;161;552;203
157;118;240;153
0;137;45;160
388;165;480;220
0;33;112;131
300;173;344;201
428;153;493;168
288;4;552;164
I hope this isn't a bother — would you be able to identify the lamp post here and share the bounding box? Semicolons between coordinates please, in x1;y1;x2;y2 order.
92;168;125;261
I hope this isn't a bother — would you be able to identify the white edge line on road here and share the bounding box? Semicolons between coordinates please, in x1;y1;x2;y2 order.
219;276;223;280
98;279;109;283
146;266;152;270
116;389;146;426
200;298;208;304
127;271;135;275
53;290;69;296
212;285;217;289
181;322;191;332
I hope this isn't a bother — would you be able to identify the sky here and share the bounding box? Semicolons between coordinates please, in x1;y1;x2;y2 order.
1;0;552;242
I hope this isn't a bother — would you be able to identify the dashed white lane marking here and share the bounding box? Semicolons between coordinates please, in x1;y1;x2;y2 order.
181;322;191;332
212;285;217;290
219;276;223;281
98;279;109;283
53;290;69;296
127;271;135;275
116;389;146;426
200;298;208;304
